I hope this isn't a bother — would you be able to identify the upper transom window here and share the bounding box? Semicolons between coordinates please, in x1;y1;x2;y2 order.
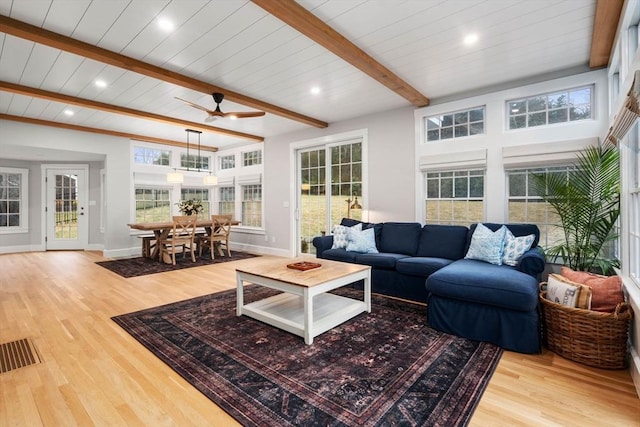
507;86;593;130
425;107;485;142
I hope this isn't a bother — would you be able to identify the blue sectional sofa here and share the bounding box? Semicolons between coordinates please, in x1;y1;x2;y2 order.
312;219;546;353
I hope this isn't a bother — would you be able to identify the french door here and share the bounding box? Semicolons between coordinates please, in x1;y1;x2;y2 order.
45;167;88;250
297;141;363;255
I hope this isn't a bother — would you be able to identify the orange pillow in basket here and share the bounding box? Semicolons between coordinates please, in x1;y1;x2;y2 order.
560;266;624;312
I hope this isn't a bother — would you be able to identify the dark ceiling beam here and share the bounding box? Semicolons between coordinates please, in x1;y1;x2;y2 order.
252;0;430;107
0;81;263;143
589;0;624;68
0;113;218;151
0;14;328;128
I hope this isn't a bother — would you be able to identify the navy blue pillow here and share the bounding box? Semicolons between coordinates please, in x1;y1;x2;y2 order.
379;222;422;255
417;224;469;260
465;223;540;255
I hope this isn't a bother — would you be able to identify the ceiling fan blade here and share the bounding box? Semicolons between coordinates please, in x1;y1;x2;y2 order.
225;111;266;119
174;97;215;114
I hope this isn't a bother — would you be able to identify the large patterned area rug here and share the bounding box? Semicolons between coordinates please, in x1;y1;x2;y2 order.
96;251;257;278
112;287;502;426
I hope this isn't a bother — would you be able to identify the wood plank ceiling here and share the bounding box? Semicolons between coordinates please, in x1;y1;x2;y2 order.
0;0;622;153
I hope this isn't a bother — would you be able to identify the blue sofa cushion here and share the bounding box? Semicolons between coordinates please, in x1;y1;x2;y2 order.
396;257;453;277
465;223;540;254
426;259;539;312
379;222;422;256
354;253;408;269
321;248;358;263
417;224;469;260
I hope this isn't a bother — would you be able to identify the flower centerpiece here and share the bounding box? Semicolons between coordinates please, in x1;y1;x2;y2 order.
176;199;204;216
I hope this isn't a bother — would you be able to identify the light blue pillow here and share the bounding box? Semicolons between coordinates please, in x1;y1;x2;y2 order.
464;223;507;265
502;229;535;266
331;223;362;249
346;226;379;253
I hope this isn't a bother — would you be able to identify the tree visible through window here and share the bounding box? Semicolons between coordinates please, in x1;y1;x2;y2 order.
0;170;24;229
135;187;171;223
508;86;592;129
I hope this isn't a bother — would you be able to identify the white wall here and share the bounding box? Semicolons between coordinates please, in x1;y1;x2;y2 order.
0;120;133;256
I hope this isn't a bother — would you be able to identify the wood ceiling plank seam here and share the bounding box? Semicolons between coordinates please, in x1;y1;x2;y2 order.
0;15;327;128
0;81;263;142
250;0;429;107
69;0;131;46
20;43;60;89
0;113;218;151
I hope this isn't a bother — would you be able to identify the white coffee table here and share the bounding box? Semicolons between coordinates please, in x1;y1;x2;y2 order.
235;257;371;344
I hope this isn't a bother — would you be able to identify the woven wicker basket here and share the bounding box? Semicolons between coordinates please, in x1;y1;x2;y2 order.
539;283;633;369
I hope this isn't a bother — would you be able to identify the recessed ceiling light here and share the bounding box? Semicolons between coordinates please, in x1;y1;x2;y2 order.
95;79;107;88
64;109;74;116
310;86;321;95
157;18;175;32
463;33;478;46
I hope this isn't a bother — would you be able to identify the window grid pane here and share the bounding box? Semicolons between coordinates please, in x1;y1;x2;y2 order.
135;187;171;223
220;155;235;170
134;147;170;165
507;86;592;130
424;170;484;226
219;186;235;217
180;154;209;170
425;107;485;142
180;188;210;220
0;172;22;228
242;184;262;227
243;150;262;166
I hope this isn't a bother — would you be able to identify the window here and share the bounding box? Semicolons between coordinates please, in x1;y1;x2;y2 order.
219;155;235;170
180;154;209;170
241;184;262;227
0;167;28;233
134;187;171;223
507;167;570;250
180;188;210;220
628;125;640;285
425;170;484;226
134;146;170;165
425;107;485;142
507;86;592;129
243;150;262;166
219;187;235;217
329;143;362;223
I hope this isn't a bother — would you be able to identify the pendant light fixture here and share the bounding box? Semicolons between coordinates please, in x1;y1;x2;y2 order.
167;129;218;185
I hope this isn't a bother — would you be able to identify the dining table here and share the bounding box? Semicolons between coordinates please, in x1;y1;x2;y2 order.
128;218;240;264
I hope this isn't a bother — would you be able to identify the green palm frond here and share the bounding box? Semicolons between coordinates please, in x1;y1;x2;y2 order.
530;145;620;274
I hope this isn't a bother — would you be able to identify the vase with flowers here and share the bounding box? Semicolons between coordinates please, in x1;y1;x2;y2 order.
176;199;204;216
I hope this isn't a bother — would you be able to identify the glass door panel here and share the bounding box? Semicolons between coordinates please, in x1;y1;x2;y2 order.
46;168;88;250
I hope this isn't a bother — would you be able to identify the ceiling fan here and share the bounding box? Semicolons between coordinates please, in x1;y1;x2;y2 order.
175;92;266;122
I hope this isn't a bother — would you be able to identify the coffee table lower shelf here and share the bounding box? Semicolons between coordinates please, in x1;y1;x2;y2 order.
241;293;367;343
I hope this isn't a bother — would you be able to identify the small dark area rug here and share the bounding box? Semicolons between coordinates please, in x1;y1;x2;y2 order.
112;286;502;426
96;251;257;278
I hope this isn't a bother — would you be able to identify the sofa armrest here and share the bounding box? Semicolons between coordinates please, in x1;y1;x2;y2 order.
312;235;334;258
517;246;546;278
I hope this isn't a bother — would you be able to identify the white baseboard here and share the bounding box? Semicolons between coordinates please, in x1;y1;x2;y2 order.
621;274;640;398
630;346;640;398
102;247;141;259
0;244;45;254
230;243;291;258
86;244;104;251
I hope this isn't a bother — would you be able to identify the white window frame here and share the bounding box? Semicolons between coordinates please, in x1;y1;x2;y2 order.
242;150;262;167
506;85;593;130
625;124;640;287
219;154;235;170
424;106;485;143
218;186;235;217
0;167;29;234
180;187;211;220
133;146;170;166
424;169;485;226
241;183;262;228
133;186;172;224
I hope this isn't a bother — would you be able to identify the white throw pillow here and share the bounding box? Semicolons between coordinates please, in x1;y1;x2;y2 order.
331;223;362;249
346;226;378;253
464;223;507;265
501;229;536;266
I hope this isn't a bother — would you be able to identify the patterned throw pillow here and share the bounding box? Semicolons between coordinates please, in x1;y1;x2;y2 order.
547;273;592;309
501;229;536;266
346;226;379;253
331;223;362;249
464;223;507;265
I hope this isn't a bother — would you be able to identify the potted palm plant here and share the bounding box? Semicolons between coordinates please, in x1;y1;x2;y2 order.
530;145;620;275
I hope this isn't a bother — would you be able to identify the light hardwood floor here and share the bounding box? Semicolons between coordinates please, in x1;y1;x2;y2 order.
0;251;638;426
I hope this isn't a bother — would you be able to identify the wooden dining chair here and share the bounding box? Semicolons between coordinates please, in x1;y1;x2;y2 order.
159;215;197;265
198;215;232;259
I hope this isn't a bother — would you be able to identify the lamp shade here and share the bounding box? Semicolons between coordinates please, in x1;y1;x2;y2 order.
167;172;184;183
203;174;218;185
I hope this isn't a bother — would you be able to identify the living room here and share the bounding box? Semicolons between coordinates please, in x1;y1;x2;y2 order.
1;0;639;425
